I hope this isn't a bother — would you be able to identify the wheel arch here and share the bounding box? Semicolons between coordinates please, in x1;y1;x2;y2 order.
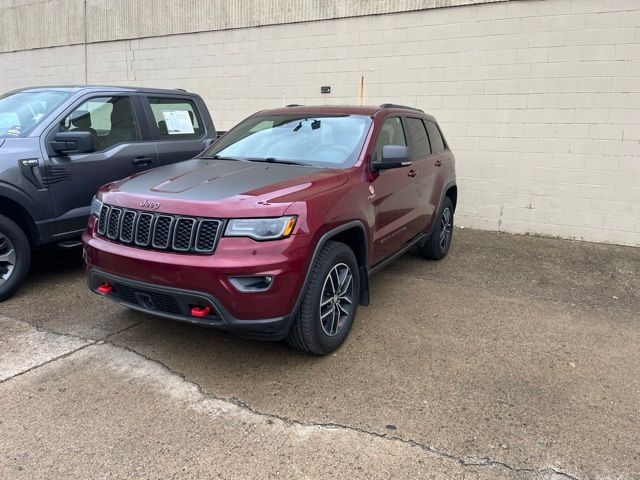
0;194;38;248
295;221;370;317
445;183;457;212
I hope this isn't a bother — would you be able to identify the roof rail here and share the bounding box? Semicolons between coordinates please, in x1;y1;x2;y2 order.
379;103;424;113
175;88;187;92
286;104;303;107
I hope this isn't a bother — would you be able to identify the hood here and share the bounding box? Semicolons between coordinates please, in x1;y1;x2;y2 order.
102;158;349;217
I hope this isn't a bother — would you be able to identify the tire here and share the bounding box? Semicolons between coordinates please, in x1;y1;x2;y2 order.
287;241;360;355
418;197;454;260
0;214;31;302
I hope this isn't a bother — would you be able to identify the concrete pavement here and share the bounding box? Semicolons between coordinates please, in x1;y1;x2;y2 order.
1;229;638;479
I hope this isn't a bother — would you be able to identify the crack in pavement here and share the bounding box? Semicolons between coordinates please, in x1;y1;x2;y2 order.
3;316;581;479
0;342;95;384
108;340;580;480
0;318;149;384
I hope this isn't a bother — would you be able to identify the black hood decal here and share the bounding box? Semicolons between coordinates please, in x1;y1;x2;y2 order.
117;159;325;202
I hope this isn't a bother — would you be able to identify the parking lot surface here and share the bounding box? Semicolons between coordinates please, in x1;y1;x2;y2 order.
1;229;638;479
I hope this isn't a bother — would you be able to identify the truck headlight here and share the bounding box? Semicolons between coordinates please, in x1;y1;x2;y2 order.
224;216;296;241
90;196;103;218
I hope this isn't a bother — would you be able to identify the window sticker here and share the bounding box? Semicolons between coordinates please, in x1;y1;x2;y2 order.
161;110;195;134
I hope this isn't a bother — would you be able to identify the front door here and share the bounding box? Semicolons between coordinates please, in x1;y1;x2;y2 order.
369;116;422;264
44;95;158;236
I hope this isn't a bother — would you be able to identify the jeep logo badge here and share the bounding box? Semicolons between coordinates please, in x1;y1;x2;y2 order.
140;199;161;210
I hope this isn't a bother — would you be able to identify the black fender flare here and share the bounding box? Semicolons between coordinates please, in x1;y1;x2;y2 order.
426;181;457;237
0;182;44;220
290;221;370;324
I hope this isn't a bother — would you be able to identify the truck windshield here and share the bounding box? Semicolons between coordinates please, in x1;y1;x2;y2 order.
202;114;372;168
0;91;71;138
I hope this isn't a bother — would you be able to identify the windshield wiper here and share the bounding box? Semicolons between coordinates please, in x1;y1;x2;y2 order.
247;157;310;166
198;154;245;161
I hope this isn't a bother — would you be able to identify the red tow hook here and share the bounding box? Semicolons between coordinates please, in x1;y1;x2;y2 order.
97;283;113;295
191;305;212;318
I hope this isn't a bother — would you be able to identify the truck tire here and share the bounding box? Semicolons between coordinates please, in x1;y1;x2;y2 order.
418;196;454;260
287;241;360;355
0;214;31;301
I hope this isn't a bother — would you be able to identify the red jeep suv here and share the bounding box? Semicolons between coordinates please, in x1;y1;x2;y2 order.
82;104;457;355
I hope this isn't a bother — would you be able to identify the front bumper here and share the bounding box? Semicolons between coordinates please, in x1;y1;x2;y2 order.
83;217;313;340
88;269;291;340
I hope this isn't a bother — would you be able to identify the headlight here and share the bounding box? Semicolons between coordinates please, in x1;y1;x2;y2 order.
224;216;297;241
90;196;103;217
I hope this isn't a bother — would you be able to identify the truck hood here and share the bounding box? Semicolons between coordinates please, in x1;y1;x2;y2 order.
102;158;349;217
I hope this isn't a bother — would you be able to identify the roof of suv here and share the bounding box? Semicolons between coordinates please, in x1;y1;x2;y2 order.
10;85;196;96
263;104;435;121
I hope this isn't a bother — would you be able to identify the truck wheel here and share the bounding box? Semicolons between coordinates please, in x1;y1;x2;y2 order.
418;197;454;260
287;241;360;355
0;214;31;302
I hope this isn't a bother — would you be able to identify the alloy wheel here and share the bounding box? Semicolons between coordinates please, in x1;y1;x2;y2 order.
319;262;353;336
0;232;17;286
439;207;452;249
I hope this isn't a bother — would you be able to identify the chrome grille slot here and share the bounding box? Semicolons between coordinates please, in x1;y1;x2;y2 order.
98;204;222;255
98;205;110;235
135;213;154;246
107;208;122;239
172;218;196;252
195;220;220;253
152;216;174;249
120;210;137;243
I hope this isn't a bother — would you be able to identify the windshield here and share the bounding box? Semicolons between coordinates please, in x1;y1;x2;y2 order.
202;114;372;168
0;90;71;138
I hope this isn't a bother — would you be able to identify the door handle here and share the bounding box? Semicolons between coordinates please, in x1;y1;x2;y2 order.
408;169;417;177
132;156;153;166
434;159;443;167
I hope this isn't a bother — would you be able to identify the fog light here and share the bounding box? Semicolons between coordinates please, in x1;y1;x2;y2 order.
229;275;274;292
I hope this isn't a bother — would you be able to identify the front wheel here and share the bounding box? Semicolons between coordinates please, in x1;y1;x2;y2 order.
418;197;454;260
0;214;31;301
287;241;360;355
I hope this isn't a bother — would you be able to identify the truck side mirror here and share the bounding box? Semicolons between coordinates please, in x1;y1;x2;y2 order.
50;131;95;155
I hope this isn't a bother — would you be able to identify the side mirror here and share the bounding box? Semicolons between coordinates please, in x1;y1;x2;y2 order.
50;131;95;155
374;144;412;171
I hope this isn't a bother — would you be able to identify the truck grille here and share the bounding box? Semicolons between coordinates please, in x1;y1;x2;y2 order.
97;204;222;254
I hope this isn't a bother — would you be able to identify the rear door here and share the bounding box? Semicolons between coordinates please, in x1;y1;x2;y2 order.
43;94;158;235
369;116;422;264
423;120;450;231
404;116;438;232
140;95;214;166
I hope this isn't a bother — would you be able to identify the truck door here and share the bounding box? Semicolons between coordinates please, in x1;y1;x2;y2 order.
43;94;158;236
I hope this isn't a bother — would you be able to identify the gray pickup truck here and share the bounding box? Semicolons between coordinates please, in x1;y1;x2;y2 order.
0;85;217;300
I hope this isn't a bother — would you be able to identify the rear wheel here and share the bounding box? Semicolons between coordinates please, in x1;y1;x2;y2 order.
418;197;454;260
0;214;31;301
287;241;360;355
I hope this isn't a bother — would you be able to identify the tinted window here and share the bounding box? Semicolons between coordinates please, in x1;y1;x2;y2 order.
0;90;70;138
59;96;140;151
406;117;430;159
147;97;203;139
201;114;372;168
374;117;406;163
425;120;445;153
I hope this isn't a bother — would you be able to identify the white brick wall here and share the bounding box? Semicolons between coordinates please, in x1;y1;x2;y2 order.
1;0;639;245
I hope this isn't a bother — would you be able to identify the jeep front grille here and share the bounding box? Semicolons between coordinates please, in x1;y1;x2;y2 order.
97;204;222;254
